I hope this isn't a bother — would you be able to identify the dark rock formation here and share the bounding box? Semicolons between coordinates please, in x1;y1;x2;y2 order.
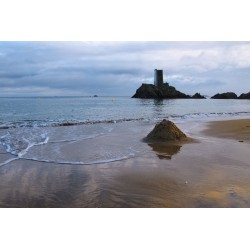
132;84;161;99
191;93;206;99
144;119;188;142
211;92;238;99
238;92;250;99
132;83;190;99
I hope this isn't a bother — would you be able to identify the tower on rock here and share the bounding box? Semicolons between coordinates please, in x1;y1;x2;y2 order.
154;69;164;86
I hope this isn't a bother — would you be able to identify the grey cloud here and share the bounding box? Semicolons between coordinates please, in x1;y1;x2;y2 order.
0;42;250;97
0;72;38;79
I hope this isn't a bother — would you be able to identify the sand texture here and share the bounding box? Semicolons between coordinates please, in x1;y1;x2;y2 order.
203;119;250;141
0;119;250;207
144;119;188;142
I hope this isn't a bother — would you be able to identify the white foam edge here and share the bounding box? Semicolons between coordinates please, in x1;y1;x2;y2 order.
0;157;19;167
23;152;136;166
17;136;49;157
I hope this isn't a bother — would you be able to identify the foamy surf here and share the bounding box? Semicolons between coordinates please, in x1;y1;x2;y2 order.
23;152;136;166
0;121;147;167
0;157;19;167
0;130;49;157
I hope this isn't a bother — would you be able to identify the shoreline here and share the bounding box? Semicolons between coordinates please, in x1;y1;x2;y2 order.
0;117;250;207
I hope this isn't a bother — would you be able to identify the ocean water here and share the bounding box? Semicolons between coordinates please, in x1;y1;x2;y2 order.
0;96;250;167
1;96;250;128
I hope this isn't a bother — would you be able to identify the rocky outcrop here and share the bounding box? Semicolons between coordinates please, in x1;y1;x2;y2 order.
144;119;188;142
211;92;238;99
191;93;206;99
132;84;161;98
238;92;250;99
132;83;190;99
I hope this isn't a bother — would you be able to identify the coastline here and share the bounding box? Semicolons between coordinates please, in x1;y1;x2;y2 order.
0;118;250;207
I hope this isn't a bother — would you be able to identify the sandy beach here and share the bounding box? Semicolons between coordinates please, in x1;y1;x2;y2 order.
203;119;250;141
0;118;250;208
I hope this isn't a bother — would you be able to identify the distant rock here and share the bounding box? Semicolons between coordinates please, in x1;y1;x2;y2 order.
93;95;98;97
191;93;206;99
144;119;188;142
211;92;238;99
132;83;190;99
238;92;250;99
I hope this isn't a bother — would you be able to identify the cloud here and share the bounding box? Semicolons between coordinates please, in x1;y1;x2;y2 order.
0;41;250;96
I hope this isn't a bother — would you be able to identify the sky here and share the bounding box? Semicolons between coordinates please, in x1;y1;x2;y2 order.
0;41;250;97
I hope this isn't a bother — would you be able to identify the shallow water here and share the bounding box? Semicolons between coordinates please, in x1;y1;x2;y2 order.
1;96;250;167
0;121;150;167
0;97;250;207
1;97;250;129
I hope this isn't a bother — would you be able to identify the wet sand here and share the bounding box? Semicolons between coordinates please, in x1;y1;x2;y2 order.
0;119;250;207
203;119;250;141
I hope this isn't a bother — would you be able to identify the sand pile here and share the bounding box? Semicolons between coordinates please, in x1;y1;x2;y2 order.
145;119;188;142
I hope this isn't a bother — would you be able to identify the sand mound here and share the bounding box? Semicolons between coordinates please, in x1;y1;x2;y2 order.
145;119;187;142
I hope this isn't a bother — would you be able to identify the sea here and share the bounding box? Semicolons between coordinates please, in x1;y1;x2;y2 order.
0;96;250;167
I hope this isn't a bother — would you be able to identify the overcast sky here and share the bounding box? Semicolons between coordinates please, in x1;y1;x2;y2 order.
0;41;250;97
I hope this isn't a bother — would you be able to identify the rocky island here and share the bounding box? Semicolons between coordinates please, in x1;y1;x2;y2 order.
132;82;191;99
211;92;250;99
238;92;250;99
132;69;249;100
211;92;238;99
132;69;205;99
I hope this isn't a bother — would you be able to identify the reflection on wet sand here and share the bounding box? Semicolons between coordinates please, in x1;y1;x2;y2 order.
1;148;250;207
147;143;182;159
0;159;103;208
1;119;250;208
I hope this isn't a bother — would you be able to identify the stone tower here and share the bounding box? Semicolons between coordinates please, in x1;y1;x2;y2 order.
154;69;163;86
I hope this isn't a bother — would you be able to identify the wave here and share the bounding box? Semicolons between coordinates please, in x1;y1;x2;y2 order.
18;136;49;157
166;111;250;121
0;152;136;167
22;152;136;166
1;111;250;130
0;118;145;130
1;110;249;167
0;157;19;167
0;132;49;157
0;125;135;167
